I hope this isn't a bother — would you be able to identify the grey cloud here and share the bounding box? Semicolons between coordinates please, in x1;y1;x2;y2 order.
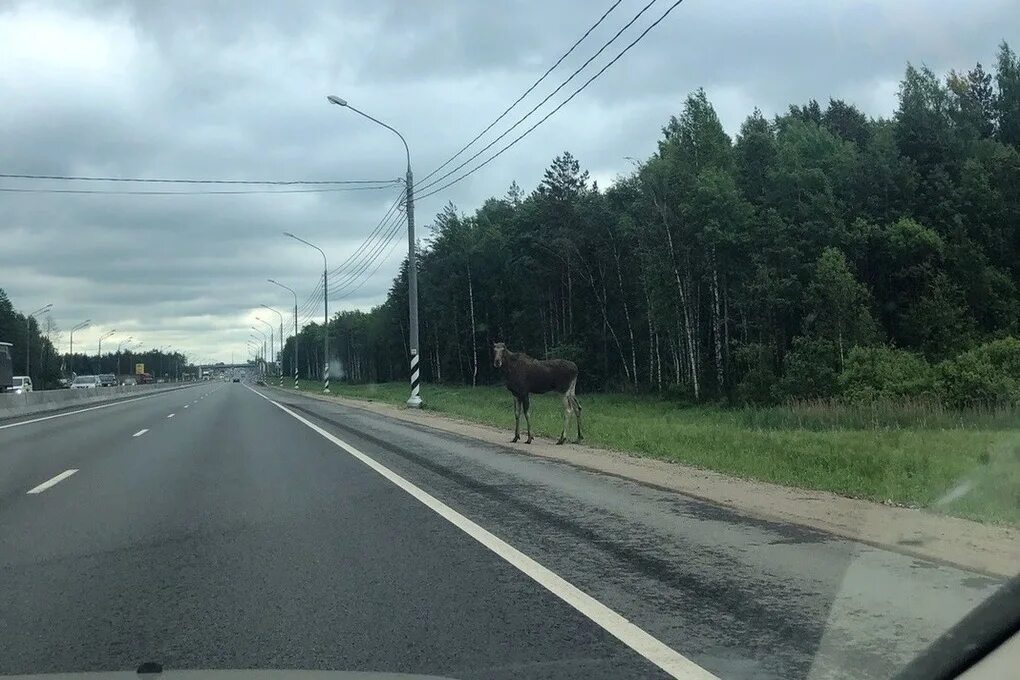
2;0;1017;359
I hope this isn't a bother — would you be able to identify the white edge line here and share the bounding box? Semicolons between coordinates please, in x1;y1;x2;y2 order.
27;468;78;494
0;386;199;431
132;428;149;437
244;386;716;680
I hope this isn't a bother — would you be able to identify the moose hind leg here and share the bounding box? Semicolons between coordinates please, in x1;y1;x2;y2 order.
523;395;533;444
511;397;521;443
572;396;583;441
557;394;570;445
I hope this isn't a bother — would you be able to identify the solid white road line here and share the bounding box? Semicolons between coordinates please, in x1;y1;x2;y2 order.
0;387;198;431
132;429;149;437
167;413;175;419
27;469;78;494
245;386;716;680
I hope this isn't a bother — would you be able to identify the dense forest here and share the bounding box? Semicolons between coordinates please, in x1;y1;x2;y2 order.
0;288;62;387
282;42;1020;406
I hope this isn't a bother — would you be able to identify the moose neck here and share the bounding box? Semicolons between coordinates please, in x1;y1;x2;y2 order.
500;351;521;374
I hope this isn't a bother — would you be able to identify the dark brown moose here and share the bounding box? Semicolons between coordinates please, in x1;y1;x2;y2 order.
493;342;582;445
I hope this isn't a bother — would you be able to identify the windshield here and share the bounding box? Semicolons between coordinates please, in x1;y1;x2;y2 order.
12;377;23;386
0;2;1017;680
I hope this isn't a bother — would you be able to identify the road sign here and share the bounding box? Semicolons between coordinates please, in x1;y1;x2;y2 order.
135;363;145;375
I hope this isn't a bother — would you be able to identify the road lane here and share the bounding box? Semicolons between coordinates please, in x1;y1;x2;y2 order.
0;382;677;679
260;386;1006;680
0;384;208;503
0;381;1005;679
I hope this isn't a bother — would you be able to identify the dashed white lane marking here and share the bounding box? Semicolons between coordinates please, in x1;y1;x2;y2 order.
245;386;716;680
167;413;175;419
184;405;189;409
132;429;149;437
27;469;78;494
0;387;201;431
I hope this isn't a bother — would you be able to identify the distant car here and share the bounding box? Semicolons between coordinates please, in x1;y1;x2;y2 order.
57;378;71;389
11;376;33;394
232;377;240;383
70;375;101;389
98;373;117;387
136;372;155;385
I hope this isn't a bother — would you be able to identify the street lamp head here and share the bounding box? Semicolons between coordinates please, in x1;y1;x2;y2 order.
283;231;295;238
327;95;348;107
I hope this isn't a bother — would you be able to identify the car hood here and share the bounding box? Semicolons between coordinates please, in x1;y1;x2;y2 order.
1;671;458;680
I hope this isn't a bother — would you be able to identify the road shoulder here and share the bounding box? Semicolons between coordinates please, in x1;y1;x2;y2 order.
267;385;1019;578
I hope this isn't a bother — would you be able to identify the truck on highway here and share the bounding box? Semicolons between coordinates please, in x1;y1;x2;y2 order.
0;342;13;393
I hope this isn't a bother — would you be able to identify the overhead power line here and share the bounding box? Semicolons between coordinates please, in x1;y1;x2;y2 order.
414;0;687;202
419;0;623;184
334;217;408;302
295;190;403;322
0;185;398;196
414;0;659;195
0;173;399;185
329;210;406;298
328;192;405;277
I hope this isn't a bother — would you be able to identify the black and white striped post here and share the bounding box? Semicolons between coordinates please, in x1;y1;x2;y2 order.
405;164;422;408
409;349;420;404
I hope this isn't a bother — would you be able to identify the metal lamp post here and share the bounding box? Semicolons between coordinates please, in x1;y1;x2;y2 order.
67;319;90;378
249;338;264;375
284;232;330;393
25;303;53;378
260;304;285;387
97;330;116;374
268;279;300;390
251;328;267;376
158;345;171;382
115;336;133;379
255;317;274;381
328;95;421;408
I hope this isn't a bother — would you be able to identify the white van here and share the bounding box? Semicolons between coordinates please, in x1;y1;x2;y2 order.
11;376;33;394
70;375;101;390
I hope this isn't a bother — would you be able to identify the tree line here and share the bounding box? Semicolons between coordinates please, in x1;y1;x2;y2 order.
286;42;1019;406
0;288;187;387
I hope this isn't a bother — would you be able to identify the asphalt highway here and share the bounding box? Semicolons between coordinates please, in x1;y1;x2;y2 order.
0;383;1005;679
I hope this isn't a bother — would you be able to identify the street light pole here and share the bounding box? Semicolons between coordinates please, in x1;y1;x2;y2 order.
97;330;116;374
25;304;53;378
68;319;91;378
268;279;300;390
260;304;285;388
328;95;421;407
251;328;267;376
116;336;133;379
284;232;330;393
255;317;274;381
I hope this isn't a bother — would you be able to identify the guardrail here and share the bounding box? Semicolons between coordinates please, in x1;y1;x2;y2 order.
0;383;197;420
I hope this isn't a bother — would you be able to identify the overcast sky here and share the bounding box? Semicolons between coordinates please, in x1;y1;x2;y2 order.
1;0;1017;364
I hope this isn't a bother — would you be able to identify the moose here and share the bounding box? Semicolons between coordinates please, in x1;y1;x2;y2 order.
493;342;582;445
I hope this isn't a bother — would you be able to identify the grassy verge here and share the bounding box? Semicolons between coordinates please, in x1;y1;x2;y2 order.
287;380;1020;525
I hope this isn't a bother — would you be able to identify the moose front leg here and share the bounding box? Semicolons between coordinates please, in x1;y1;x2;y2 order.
511;396;521;443
522;394;533;444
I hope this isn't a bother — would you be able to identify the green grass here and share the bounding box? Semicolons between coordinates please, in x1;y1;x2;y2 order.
289;380;1020;525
